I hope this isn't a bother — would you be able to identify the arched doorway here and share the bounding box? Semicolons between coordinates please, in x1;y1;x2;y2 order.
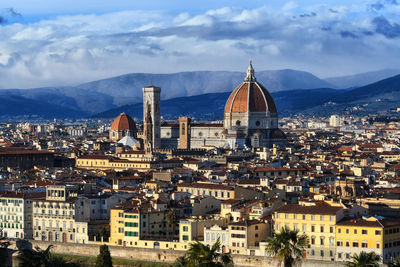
62;233;67;242
48;232;53;241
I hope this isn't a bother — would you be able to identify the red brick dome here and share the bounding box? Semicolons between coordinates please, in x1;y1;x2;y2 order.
224;61;277;114
111;113;137;131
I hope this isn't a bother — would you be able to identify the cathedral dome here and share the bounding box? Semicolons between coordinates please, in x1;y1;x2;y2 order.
224;61;277;114
111;113;137;131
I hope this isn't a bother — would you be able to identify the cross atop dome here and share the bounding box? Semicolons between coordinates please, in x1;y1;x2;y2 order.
245;59;256;82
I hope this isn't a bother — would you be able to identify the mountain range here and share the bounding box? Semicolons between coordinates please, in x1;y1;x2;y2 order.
95;74;400;121
0;68;399;120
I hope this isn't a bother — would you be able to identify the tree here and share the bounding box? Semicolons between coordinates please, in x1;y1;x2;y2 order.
345;251;380;267
173;238;233;267
0;233;11;267
389;257;400;267
265;226;308;267
18;245;53;267
166;208;178;238
95;244;113;267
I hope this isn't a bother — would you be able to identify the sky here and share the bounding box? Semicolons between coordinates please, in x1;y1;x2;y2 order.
0;0;400;89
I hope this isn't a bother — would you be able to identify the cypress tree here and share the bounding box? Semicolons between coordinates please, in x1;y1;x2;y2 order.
95;244;113;267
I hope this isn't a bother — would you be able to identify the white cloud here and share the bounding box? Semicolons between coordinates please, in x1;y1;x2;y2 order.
0;3;399;89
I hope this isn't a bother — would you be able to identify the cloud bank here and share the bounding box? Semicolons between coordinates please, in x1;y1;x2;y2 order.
0;1;400;89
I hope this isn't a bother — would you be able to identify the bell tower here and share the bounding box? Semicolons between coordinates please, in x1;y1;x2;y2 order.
142;85;161;148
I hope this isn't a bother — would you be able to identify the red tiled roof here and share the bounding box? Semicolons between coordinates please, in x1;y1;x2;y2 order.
111;113;137;131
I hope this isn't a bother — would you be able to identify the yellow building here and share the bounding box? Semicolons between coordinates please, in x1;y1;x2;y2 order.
228;220;270;255
335;216;400;263
177;183;235;200
76;155;182;171
274;202;344;261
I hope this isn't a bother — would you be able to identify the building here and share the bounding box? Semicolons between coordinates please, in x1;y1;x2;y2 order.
0;148;54;170
330;115;342;127
204;225;229;253
228;219;270;255
274;201;344;261
0;191;38;239
158;61;286;149
177;183;235;200
143;85;161;149
32;185;90;243
109;113;137;142
335;216;400;263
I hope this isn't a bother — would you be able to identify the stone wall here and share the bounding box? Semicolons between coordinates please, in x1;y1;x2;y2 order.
11;240;359;267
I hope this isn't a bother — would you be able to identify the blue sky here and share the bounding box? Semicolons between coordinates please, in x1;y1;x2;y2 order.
0;0;400;88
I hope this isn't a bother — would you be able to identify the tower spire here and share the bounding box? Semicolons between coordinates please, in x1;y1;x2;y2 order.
244;59;256;82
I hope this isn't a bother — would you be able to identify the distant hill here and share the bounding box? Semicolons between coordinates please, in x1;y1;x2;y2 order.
0;94;84;119
1;70;400;120
0;69;333;119
78;69;333;107
94;74;400;120
325;69;400;89
93;89;343;120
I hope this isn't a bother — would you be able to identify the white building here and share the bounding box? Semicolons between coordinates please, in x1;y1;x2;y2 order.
329;115;342;127
0;192;35;239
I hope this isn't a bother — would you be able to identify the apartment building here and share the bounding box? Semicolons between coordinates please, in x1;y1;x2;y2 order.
274;201;344;261
336;216;400;263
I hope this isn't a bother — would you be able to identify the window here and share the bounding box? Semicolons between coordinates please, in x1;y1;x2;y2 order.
346;229;349;234
353;241;359;247
311;225;315;232
345;240;350;247
375;230;381;235
182;235;189;241
377;242;380;249
311;215;315;221
320;226;324;233
303;215;306;220
320;250;324;257
276;213;280;219
362;230;368;235
302;224;306;232
294;214;297;219
338;228;341;234
362;241;368;248
311;237;315;245
354;229;357;234
338;253;342;259
330;226;334;233
330;216;334;222
320;216;324;221
183;226;188;232
320;238;324;246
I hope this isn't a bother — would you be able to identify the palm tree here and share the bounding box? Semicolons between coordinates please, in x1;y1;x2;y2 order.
173;238;233;267
345;251;380;267
17;245;53;267
389;257;400;267
266;226;308;267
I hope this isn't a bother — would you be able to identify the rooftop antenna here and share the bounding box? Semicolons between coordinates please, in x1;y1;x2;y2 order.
150;75;153;86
